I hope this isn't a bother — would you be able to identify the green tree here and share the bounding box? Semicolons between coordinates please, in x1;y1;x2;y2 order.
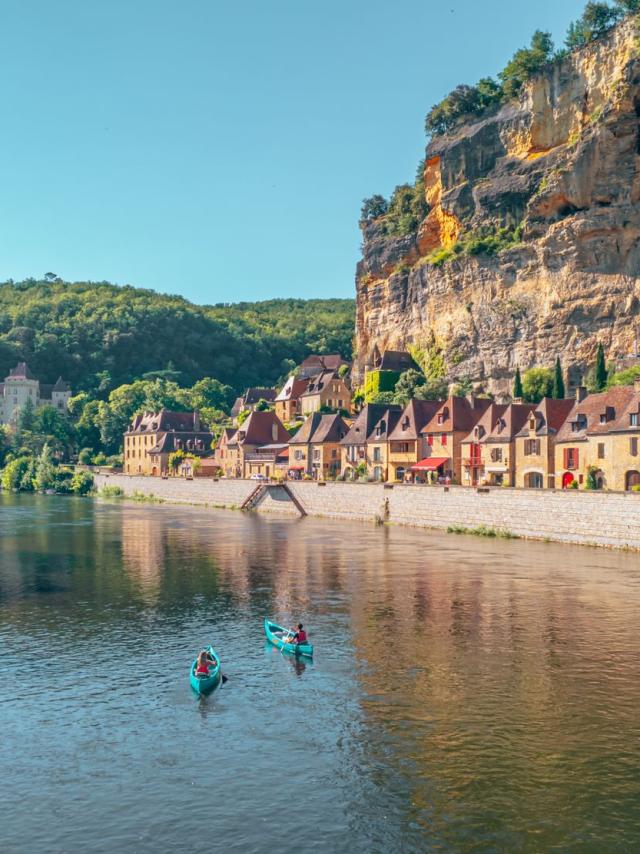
614;0;640;11
190;377;234;413
360;195;389;221
499;30;555;99
78;447;93;465
522;367;554;402
553;357;566;399
1;457;31;491
168;449;185;472
608;364;640;386
414;377;449;401
70;470;94;495
368;391;397;406
513;366;524;398
595;342;608;390
18;397;36;432
566;2;620;49
393;369;427;405
34;443;56;492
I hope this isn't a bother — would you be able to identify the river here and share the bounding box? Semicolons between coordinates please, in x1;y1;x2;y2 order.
1;493;639;853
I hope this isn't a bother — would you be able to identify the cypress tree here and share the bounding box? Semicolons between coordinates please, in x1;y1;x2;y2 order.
513;366;523;399
553;357;565;399
595;342;607;391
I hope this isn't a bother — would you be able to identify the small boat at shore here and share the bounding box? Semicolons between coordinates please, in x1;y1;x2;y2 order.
190;645;222;695
264;618;313;658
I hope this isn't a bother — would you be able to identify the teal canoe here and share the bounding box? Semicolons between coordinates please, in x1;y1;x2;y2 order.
190;645;222;695
264;618;313;658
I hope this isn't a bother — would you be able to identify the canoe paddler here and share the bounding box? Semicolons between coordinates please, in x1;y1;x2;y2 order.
195;650;214;676
289;623;307;645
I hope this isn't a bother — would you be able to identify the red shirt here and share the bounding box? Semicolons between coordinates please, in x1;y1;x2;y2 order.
296;630;307;644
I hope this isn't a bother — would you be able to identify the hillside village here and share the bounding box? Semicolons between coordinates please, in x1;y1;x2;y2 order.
122;350;640;494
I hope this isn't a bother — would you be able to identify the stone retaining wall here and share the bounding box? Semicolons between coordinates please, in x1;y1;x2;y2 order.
93;474;640;550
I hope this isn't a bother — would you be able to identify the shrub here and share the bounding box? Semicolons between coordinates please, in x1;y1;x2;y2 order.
1;457;32;491
360;195;389;222
499;31;555;99
78;448;94;465
92;452;108;466
100;484;124;498
425;78;503;137
70;471;94;495
522;367;554;403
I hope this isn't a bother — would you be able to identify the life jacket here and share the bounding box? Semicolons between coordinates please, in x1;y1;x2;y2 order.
297;630;307;644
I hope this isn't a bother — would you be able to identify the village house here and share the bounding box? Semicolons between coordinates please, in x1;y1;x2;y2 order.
363;347;419;402
288;412;349;479
244;444;290;480
299;370;352;416
514;397;575;489
365;407;403;481
123;411;213;476
230;387;278;425
297;353;349;380
221;410;290;479
1;362;72;425
554;384;640;491
340;403;401;479
387;398;443;482
419;396;493;484
460;402;537;486
274;375;309;423
212;428;237;479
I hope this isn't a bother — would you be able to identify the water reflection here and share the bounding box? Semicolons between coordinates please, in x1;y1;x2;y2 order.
1;493;640;852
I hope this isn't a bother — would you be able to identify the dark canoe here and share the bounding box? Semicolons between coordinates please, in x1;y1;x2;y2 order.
264;618;313;658
190;645;222;695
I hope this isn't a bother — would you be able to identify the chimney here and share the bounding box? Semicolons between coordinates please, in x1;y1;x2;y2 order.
576;386;588;402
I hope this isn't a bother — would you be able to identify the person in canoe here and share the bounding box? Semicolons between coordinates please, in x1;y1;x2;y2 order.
289;623;307;645
195;650;215;676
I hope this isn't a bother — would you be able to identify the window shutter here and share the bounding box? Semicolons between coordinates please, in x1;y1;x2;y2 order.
563;448;568;469
575;449;579;469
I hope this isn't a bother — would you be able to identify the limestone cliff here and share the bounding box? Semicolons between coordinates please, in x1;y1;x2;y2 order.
355;19;640;396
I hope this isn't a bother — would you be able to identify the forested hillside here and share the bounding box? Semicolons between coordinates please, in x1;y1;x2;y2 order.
0;279;354;394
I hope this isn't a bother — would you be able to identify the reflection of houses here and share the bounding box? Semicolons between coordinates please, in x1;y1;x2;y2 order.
274;375;309;423
289;413;349;479
554;384;640;491
124;411;213;476
514;398;575;489
1;362;71;425
387;399;442;482
419;396;493;484
299;370;352;416
230;388;277;424
341;404;400;479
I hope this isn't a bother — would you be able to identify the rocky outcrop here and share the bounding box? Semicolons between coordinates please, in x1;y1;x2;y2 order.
354;19;640;396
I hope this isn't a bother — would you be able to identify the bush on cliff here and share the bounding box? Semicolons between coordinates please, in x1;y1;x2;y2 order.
360;195;389;222
565;2;621;49
425;78;503;137
499;30;555;99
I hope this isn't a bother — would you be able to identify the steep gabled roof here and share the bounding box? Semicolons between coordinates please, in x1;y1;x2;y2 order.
148;431;213;455
422;396;493;435
341;404;402;445
234;409;290;446
300;370;341;397
388;399;443;441
128;410;202;433
7;362;36;381
556;387;637;442
53;377;71;392
290;413;349;444
515;398;579;439
275;375;309;403
460;403;509;445
298;354;348;377
375;350;419;373
231;388;278;416
289;412;323;444
367;408;403;442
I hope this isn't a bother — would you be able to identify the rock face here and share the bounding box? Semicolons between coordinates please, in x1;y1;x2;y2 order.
354;20;640;396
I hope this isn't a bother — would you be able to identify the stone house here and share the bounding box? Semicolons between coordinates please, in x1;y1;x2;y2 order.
513;397;575;489
299;370;352;416
419;396;493;484
274;375;309;424
223;410;290;479
460;402;537;487
297;354;349;380
230;387;278;425
365;407;403;482
124;411;212;476
1;362;71;425
244;444;290;480
288;412;349;479
554;384;640;491
387;399;443;482
340;403;401;479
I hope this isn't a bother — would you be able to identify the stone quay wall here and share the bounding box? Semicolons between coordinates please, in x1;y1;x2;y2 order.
93;474;640;550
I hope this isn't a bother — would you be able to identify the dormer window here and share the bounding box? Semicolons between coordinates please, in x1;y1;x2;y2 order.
401;416;409;430
600;407;615;424
528;416;535;430
631;413;639;427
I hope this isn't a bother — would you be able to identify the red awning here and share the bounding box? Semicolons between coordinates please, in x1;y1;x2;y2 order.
409;457;449;472
289;466;305;471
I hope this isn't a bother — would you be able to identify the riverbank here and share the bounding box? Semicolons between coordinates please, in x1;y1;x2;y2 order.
93;474;640;550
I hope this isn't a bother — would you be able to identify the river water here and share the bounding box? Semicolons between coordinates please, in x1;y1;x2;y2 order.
1;494;640;853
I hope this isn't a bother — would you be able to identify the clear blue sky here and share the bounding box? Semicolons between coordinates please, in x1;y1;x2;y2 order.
0;0;587;304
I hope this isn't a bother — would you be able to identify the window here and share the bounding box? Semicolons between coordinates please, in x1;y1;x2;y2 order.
597;443;605;460
401;417;409;430
294;450;303;461
490;448;502;463
331;449;337;458
313;449;321;460
631;438;638;457
524;439;540;455
564;448;579;470
373;447;381;462
338;400;343;408
373;466;383;481
631;413;639;427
